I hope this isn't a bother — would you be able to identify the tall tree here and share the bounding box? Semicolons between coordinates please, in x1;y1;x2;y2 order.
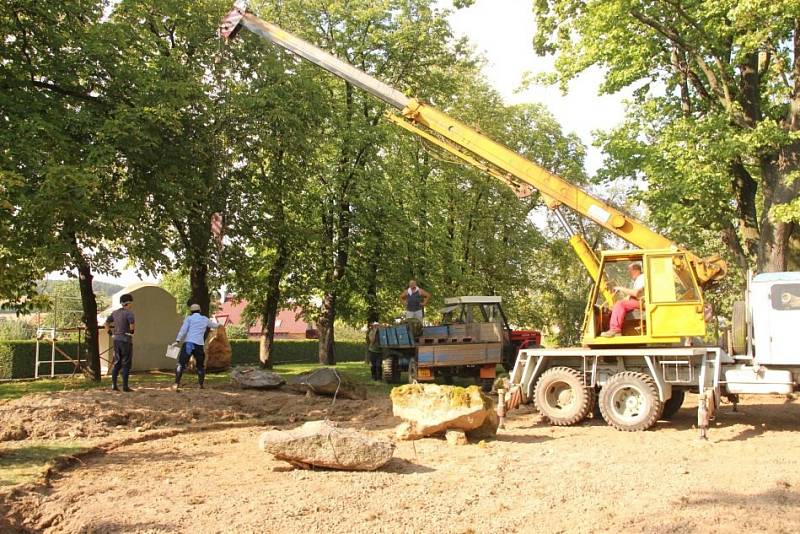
532;0;800;273
270;0;471;364
221;45;328;366
1;0;129;379
102;0;240;316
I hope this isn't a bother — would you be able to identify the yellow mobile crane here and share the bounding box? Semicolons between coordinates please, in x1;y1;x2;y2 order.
219;3;725;346
219;4;735;432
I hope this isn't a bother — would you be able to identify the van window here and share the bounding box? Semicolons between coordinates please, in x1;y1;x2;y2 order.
771;283;800;311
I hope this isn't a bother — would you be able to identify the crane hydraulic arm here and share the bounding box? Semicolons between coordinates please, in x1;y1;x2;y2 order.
219;4;726;290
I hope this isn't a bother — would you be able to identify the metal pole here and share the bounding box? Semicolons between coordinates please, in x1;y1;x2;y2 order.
553;207;577;237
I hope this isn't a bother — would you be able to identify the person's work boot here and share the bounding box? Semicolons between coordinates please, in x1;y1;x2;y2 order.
111;385;119;392
171;383;180;391
122;386;133;393
600;330;620;338
199;383;204;390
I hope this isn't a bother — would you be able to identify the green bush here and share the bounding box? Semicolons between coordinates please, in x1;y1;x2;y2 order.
0;339;367;379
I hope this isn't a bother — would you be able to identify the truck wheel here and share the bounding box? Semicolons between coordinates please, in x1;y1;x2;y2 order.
407;358;418;384
533;367;594;426
599;372;662;431
731;300;747;355
382;354;400;384
660;389;685;420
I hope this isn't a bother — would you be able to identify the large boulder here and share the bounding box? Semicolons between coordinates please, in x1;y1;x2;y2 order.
287;367;367;400
258;420;394;471
205;325;232;372
391;384;499;440
231;366;285;389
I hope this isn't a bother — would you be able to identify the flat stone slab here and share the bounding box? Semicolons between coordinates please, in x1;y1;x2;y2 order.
287;367;367;400
391;384;498;440
231;366;285;389
258;420;394;471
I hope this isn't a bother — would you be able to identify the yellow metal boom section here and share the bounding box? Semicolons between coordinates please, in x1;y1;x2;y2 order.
220;6;726;287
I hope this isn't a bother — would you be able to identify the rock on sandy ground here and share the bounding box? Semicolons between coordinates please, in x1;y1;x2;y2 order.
258;420;394;470
204;326;232;371
391;383;499;440
287;367;367;400
2;392;800;534
231;367;285;389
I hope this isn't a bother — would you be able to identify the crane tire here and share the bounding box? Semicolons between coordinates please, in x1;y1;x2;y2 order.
660;389;686;420
731;300;747;355
533;366;593;426
599;371;662;431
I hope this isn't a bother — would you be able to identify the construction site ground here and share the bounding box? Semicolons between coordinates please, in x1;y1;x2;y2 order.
1;369;799;534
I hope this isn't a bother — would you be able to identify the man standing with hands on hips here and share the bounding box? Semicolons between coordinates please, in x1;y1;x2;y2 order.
400;279;430;320
172;303;219;390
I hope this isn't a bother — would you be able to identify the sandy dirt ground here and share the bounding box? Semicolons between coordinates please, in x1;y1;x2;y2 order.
2;383;800;534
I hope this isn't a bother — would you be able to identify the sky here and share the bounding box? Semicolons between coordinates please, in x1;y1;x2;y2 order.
441;0;629;173
56;0;629;287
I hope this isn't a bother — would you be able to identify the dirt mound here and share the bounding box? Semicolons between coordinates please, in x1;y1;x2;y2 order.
0;384;393;443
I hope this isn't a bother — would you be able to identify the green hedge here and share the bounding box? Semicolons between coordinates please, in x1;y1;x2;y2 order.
229;340;364;365
0;339;365;379
0;340;83;380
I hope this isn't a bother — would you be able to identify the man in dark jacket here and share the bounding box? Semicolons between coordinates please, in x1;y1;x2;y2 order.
105;293;135;392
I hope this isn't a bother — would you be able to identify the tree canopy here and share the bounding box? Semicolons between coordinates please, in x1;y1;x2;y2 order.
532;0;800;276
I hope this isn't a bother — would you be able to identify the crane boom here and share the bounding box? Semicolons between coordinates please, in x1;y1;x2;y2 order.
219;4;726;287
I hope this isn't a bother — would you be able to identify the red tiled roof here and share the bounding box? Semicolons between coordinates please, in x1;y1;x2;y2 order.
215;297;312;335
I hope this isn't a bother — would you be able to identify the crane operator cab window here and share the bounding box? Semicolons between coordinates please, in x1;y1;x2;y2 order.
588;252;706;342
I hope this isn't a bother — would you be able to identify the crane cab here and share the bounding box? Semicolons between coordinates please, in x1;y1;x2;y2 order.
583;250;707;347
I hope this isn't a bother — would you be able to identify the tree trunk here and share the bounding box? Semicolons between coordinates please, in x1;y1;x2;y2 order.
258;246;287;369
758;155;799;272
69;234;100;381
189;261;210;315
76;264;100;381
318;293;336;365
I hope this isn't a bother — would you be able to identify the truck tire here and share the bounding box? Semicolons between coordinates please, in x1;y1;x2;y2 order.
731;300;747;355
660;389;685;420
599;372;662;431
382;354;400;384
533;367;594;426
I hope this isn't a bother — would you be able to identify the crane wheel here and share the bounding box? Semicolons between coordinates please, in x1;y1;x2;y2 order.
599;372;662;431
731;300;747;355
382;353;401;384
533;366;594;426
659;389;686;420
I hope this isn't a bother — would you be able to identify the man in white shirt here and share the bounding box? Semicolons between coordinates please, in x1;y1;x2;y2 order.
172;303;219;390
601;263;645;337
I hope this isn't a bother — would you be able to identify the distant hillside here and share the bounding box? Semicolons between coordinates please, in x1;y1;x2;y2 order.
92;281;125;297
39;279;124;298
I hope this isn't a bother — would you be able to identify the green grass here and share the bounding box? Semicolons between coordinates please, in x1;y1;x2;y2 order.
0;361;388;401
0;441;87;487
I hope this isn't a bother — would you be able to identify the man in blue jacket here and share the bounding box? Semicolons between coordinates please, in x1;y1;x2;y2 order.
172;303;219;390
